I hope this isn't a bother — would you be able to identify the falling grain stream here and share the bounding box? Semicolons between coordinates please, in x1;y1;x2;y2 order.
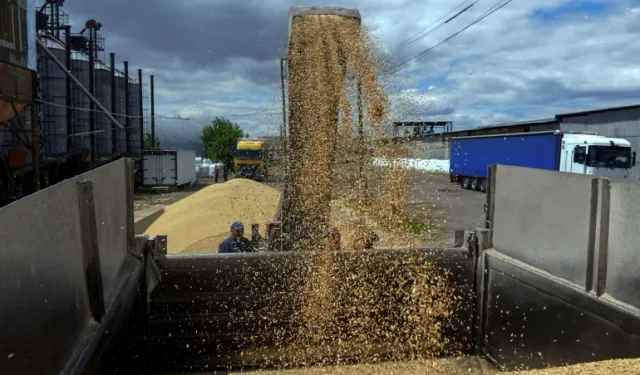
277;11;462;369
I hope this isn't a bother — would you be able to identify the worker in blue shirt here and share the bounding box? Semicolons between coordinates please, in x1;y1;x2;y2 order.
218;221;255;253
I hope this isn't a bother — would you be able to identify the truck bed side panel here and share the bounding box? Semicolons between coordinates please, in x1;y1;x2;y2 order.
478;164;640;370
0;159;144;375
148;249;475;372
450;133;561;178
176;150;197;186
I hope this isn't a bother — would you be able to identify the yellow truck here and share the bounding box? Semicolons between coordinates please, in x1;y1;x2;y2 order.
234;138;267;181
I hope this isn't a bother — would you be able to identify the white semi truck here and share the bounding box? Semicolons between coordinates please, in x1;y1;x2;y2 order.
450;131;636;191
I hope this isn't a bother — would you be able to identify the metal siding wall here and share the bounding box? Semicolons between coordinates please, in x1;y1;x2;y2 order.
0;0;28;67
559;108;640;179
529;123;561;132
412;137;449;160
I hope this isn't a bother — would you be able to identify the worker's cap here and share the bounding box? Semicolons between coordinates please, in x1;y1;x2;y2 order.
231;221;244;231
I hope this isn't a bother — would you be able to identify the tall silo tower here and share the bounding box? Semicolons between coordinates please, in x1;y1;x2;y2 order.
93;60;112;157
38;36;68;157
69;38;91;155
128;74;141;154
114;69;127;154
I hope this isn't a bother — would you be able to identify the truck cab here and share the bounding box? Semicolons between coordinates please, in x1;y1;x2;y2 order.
234;138;266;181
560;134;636;179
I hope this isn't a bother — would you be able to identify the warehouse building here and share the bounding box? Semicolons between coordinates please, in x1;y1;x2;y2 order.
401;118;560;160
408;104;640;179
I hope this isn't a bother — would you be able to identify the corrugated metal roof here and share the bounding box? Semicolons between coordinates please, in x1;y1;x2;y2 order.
393;121;453;126
556;104;640;119
477;117;558;129
402;117;560;140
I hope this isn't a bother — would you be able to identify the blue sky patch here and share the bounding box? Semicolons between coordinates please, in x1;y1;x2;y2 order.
532;1;607;20
416;76;449;90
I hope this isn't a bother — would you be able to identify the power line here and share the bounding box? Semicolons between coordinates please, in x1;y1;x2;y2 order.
35;99;280;120
390;0;479;54
388;0;514;73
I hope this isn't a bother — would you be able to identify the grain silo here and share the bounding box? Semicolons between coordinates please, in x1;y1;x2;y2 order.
70;38;91;156
114;69;127;154
128;73;142;154
93;60;112;157
37;36;68;156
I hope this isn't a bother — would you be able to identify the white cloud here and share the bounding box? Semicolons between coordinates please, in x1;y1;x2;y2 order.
64;0;640;145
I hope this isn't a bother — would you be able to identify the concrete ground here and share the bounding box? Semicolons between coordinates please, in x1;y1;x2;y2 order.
404;170;486;247
269;167;485;247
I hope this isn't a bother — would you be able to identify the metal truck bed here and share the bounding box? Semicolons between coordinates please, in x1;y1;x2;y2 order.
1;159;639;374
146;247;474;372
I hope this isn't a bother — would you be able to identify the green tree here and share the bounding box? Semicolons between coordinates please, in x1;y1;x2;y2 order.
143;133;162;150
201;117;246;168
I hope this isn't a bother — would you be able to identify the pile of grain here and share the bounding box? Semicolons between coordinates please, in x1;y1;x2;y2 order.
238;357;640;374
509;357;640;374
144;179;280;253
241;356;497;374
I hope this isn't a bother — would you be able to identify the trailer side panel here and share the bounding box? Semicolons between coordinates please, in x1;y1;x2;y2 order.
450;133;561;178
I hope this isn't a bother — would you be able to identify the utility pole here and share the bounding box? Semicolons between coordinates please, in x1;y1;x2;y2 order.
138;69;144;152
123;61;130;153
150;74;155;150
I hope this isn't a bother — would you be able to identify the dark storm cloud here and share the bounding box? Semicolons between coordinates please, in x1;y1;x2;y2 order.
63;0;288;72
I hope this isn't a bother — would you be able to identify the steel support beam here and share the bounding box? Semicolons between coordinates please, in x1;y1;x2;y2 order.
150;74;155;150
110;53;117;153
124;61;130;153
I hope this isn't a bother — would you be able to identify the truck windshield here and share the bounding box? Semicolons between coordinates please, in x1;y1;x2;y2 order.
587;146;632;169
236;150;262;160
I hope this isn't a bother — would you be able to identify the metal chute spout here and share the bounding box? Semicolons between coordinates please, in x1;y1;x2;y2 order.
287;6;361;51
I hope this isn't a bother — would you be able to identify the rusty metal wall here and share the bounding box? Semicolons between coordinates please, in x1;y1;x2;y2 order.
0;0;28;67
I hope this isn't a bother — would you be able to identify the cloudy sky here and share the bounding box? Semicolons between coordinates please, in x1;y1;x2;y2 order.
61;0;640;149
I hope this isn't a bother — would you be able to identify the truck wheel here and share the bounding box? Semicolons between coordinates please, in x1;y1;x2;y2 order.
471;178;479;191
461;177;471;190
479;178;487;193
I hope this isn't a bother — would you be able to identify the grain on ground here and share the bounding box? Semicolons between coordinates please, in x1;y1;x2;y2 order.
144;178;280;253
508;357;640;375
236;356;497;374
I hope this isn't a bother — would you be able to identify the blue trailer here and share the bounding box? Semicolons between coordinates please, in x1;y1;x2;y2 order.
450;131;635;192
